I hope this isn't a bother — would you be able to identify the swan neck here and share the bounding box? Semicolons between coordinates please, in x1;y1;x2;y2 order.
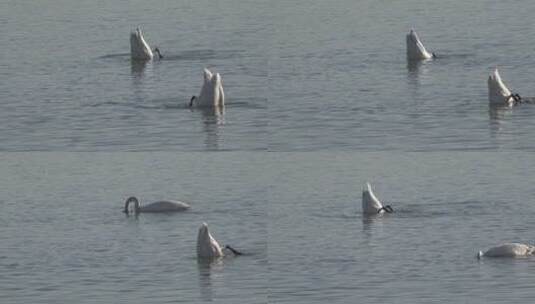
124;197;140;213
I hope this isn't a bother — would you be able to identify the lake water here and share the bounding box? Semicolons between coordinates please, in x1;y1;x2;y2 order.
2;0;535;151
2;153;535;303
3;0;535;303
0;153;268;303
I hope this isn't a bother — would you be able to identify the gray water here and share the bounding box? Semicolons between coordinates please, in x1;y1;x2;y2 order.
2;0;535;151
3;0;535;303
0;153;268;303
3;153;535;303
1;0;269;151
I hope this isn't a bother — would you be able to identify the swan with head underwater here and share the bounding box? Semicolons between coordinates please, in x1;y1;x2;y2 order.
477;243;535;259
190;68;225;108
488;67;523;107
123;196;190;214
130;27;163;61
197;222;242;259
362;182;394;215
406;29;436;61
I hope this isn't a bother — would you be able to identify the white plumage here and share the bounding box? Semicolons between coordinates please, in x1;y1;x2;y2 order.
197;222;224;259
488;68;514;107
193;68;225;107
123;197;190;213
478;243;535;258
406;29;433;61
362;183;387;215
130;28;154;61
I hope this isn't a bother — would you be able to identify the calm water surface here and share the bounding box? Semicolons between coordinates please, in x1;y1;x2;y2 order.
2;0;535;151
0;153;268;303
0;0;268;151
269;0;535;151
3;0;535;303
268;152;535;303
3;153;535;303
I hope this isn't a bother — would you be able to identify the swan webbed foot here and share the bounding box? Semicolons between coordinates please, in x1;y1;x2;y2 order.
225;245;243;256
153;47;163;59
378;205;394;213
190;96;197;107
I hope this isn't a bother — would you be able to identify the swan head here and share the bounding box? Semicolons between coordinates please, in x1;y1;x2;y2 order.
124;196;140;213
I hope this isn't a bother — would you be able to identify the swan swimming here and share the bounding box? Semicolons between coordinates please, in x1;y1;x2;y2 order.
406;29;435;61
477;243;535;259
488;68;520;107
130;27;162;61
123;196;190;214
197;222;242;259
362;183;393;215
190;68;225;108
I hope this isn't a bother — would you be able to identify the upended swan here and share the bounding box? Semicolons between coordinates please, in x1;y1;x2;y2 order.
130;27;162;61
362;183;393;215
197;222;242;259
488;68;520;107
190;68;225;108
477;243;535;259
406;29;435;61
123;196;190;214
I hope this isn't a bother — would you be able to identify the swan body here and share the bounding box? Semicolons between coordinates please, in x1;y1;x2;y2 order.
191;69;225;108
197;222;224;259
130;28;162;60
362;183;392;215
488;68;514;107
406;29;433;61
123;196;190;213
478;243;535;258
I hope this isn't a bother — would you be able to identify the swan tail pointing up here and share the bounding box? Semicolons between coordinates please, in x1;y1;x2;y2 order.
406;29;433;61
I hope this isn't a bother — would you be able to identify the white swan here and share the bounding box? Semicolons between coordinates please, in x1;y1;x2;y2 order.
197;222;242;259
477;243;535;258
190;68;225;108
123;196;190;213
406;29;434;61
130;27;162;61
488;68;517;107
362;183;393;215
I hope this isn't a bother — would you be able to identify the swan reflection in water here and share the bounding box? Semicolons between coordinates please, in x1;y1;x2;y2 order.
193;106;225;150
131;59;149;77
197;256;223;301
488;104;512;137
